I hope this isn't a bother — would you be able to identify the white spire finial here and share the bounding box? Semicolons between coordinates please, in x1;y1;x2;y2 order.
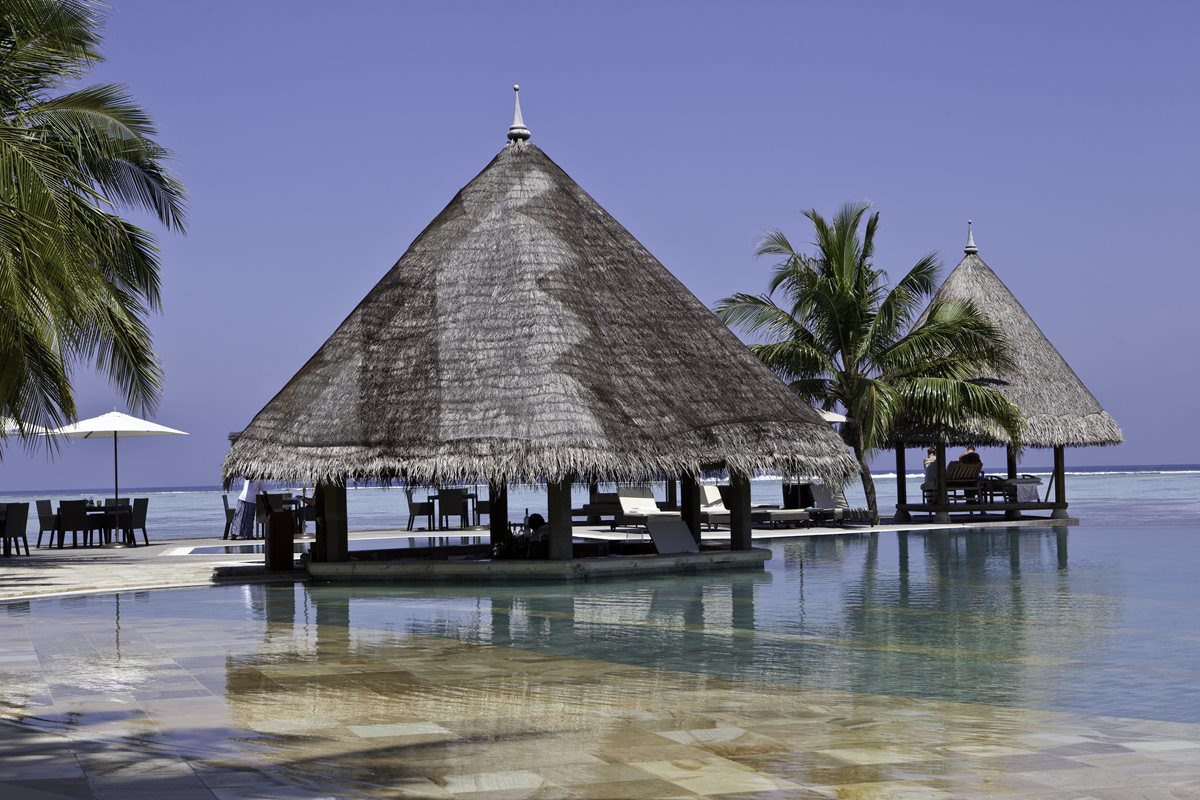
507;84;530;142
964;219;978;254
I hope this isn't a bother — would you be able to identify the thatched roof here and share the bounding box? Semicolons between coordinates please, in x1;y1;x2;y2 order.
898;238;1122;448
223;130;857;486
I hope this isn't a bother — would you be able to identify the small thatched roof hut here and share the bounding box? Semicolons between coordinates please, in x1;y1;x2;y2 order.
223;89;856;489
899;227;1122;449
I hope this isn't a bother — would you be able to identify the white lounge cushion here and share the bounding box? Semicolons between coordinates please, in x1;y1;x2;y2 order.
617;487;677;518
699;484;727;510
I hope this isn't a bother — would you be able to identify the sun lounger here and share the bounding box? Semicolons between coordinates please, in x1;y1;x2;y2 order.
617;486;680;529
760;508;811;527
699;484;730;528
811;484;871;525
645;517;700;554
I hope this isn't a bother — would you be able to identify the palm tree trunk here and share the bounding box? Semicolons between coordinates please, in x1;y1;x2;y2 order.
851;441;880;525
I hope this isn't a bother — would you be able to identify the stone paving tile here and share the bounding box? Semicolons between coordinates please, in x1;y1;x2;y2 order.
3;588;1200;799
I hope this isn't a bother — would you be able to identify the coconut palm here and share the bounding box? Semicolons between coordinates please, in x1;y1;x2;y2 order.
0;0;185;447
716;203;1021;521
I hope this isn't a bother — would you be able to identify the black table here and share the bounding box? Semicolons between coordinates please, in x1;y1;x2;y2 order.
86;505;133;546
430;492;478;530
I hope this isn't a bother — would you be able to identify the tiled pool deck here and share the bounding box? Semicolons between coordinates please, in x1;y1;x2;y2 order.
4;522;1200;799
2;609;1199;800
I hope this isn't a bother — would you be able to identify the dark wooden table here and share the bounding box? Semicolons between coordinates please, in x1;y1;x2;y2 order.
431;492;477;530
86;505;132;546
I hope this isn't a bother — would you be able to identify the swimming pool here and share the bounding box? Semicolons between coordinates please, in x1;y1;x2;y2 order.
2;526;1198;798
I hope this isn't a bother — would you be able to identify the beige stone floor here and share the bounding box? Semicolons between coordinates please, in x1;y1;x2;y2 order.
2;600;1199;800
0;537;260;601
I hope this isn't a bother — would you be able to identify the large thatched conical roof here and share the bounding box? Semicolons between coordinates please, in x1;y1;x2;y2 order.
901;231;1122;448
223;105;857;486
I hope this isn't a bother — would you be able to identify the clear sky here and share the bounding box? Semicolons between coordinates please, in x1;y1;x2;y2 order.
2;0;1197;492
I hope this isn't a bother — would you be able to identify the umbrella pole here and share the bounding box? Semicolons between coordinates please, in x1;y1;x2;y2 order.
113;432;120;545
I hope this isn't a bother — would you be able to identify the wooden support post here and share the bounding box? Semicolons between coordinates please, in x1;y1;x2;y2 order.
894;445;911;523
664;476;678;510
1051;445;1069;519
728;469;753;551
934;443;950;522
546;477;573;560
680;473;702;543
586;480;600;524
313;481;348;563
1005;444;1021;520
489;480;509;557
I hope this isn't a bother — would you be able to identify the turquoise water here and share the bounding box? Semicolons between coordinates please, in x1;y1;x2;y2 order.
4;526;1198;724
3;467;1199;540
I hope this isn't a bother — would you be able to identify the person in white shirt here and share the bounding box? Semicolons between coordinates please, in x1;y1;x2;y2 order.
229;477;267;539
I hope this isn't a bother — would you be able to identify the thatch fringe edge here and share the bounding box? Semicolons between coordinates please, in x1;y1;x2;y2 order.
222;435;860;489
894;410;1124;448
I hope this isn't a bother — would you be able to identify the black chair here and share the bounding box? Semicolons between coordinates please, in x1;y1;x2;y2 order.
222;494;235;539
437;488;470;530
57;500;99;548
130;498;149;545
2;503;30;556
405;489;433;531
35;499;58;548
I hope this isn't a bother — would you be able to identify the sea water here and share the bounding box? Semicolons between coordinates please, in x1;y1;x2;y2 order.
1;465;1197;541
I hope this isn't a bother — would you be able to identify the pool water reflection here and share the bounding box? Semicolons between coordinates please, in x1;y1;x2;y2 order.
2;526;1200;798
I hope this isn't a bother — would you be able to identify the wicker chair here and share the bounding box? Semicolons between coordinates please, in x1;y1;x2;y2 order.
437;488;470;530
2;502;30;556
57;500;101;548
222;494;235;539
35;499;58;548
405;489;434;531
130;498;149;545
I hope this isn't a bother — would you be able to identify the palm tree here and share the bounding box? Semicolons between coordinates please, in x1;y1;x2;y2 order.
0;0;185;446
716;203;1021;521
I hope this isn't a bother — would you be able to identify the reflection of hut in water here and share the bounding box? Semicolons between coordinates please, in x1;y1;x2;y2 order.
893;225;1122;522
222;88;855;566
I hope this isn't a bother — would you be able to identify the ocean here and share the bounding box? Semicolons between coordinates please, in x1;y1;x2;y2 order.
2;465;1197;541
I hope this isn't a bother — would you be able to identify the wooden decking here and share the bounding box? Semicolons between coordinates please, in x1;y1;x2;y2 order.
895;500;1068;522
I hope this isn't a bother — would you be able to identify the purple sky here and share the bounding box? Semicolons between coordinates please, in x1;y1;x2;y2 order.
2;1;1197;492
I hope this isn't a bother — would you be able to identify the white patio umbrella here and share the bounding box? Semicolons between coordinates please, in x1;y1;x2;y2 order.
46;411;188;506
817;409;847;423
1;416;46;436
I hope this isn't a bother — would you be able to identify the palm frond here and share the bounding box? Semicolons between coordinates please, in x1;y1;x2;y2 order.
0;0;184;433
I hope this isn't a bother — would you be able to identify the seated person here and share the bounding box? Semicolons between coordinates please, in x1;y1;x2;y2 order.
922;456;940;499
514;513;548;559
959;446;982;467
923;451;940;481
